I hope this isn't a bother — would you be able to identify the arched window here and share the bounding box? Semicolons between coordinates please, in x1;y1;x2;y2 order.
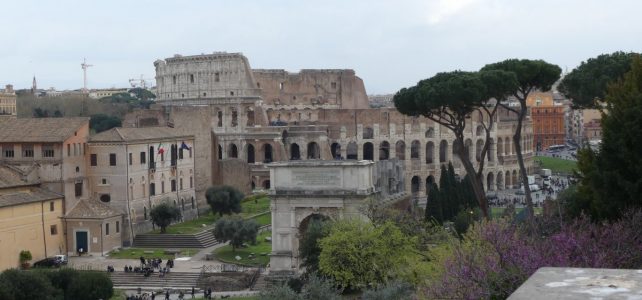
439;140;448;163
262;144;273;162
379;141;390;160
476;139;484;162
290;143;301;160
307;142;320;159
425;127;434;138
229;144;238;158
246;144;255;163
100;194;111;203
346;142;358;160
411;176;420;194
218;144;223;160
425;141;434;164
330;143;341;159
410;140;420;159
395;141;406;160
363;142;374;161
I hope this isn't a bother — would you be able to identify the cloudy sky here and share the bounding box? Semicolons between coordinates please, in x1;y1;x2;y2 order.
1;0;641;94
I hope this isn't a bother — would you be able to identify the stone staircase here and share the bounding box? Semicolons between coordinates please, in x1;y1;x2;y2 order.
110;271;201;289
132;230;219;248
251;274;268;291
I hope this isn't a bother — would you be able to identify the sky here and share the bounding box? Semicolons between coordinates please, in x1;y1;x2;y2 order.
1;0;641;94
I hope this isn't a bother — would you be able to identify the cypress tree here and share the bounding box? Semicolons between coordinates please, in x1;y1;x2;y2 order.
425;182;442;223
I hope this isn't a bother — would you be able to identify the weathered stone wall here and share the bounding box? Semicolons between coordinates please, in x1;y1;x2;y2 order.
213;159;252;195
253;69;369;109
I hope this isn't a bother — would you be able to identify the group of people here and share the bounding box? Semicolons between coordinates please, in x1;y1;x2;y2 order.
126;287;202;300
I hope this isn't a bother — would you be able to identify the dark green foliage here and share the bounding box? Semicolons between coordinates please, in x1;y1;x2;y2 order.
298;218;331;274
65;271;113;300
0;269;60;300
361;281;415;300
128;87;156;101
301;273;342;300
213;216;260;251
150;202;182;233
559;52;636;108
428;163;477;224
206;185;244;217
89;114;122;133
569;56;642;221
45;268;77;296
481;59;562;94
259;283;303;300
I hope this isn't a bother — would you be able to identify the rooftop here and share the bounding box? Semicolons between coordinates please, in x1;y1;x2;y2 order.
0;117;89;142
90;127;193;143
0;187;62;208
65;199;122;219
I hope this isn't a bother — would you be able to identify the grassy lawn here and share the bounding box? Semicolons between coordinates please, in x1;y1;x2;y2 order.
491;207;543;219
212;231;271;267
149;196;271;234
107;248;198;259
535;156;577;174
253;213;271;226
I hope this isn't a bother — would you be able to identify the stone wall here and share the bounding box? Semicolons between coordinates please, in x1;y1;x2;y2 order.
214;159;251;195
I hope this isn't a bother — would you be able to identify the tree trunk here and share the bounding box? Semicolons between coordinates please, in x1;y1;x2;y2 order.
514;103;534;218
453;138;489;219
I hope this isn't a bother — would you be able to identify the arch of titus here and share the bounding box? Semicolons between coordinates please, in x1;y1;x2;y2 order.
267;160;406;274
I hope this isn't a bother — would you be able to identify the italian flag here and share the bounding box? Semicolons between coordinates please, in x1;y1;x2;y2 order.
157;143;165;155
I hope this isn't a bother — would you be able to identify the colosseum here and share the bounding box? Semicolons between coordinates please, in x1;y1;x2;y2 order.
147;52;534;205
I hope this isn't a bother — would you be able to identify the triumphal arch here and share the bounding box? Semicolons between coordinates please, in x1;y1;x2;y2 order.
267;159;406;275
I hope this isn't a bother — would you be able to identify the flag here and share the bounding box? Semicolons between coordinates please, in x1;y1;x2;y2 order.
157;143;165;155
180;141;191;150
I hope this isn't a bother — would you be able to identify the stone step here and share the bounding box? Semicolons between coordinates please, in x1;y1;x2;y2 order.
110;272;200;289
133;229;219;248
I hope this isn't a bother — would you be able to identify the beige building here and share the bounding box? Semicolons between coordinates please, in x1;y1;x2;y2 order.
64;199;122;257
88;88;130;99
0;84;17;117
571;109;602;145
0;118;91;212
0;168;65;271
88;127;197;245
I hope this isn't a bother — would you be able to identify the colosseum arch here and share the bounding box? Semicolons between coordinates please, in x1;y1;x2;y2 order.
411;176;420;195
228;144;238;158
439;140;448;163
465;138;473;161
261;143;273;162
426;141;434;164
290;143;301;160
246;144;255;163
330;143;341;159
486;172;494;191
410;140;421;160
505;170;511;189
425;175;435;194
307;142;320;159
476;139;484;162
346;142;358;160
363;142;374;161
379;141;390;160
496;171;504;190
395;140;406;160
476;125;484;136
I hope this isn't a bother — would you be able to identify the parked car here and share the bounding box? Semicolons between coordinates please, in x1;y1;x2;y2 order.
33;257;62;268
54;254;68;265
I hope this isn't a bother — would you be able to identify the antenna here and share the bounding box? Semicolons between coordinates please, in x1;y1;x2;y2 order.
81;58;93;93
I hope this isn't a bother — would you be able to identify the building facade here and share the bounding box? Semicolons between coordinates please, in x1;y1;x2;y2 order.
0;84;17;117
150;52;534;205
570;109;602;145
526;91;566;150
0;170;65;270
88;127;197;244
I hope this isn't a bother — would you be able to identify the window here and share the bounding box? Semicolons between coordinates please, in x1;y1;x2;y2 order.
331;82;337;89
116;221;120;233
180;178;183;190
150;183;155;196
171;179;176;192
100;194;111;203
90;154;97;166
190;176;193;188
191;197;195;209
101;178;108;185
109;153;116;166
67;144;71;156
215;72;220;82
129;153;133;165
75;166;79;173
105;223;110;235
173;76;177;84
22;144;33;157
3;145;14;158
161;181;165;193
50;225;58;235
140;152;146;164
42;144;54;157
179;148;183;160
50;201;55;211
190;74;194;83
75;182;83;197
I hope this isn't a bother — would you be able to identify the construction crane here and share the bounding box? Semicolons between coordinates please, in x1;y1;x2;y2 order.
81;58;93;93
128;74;154;89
